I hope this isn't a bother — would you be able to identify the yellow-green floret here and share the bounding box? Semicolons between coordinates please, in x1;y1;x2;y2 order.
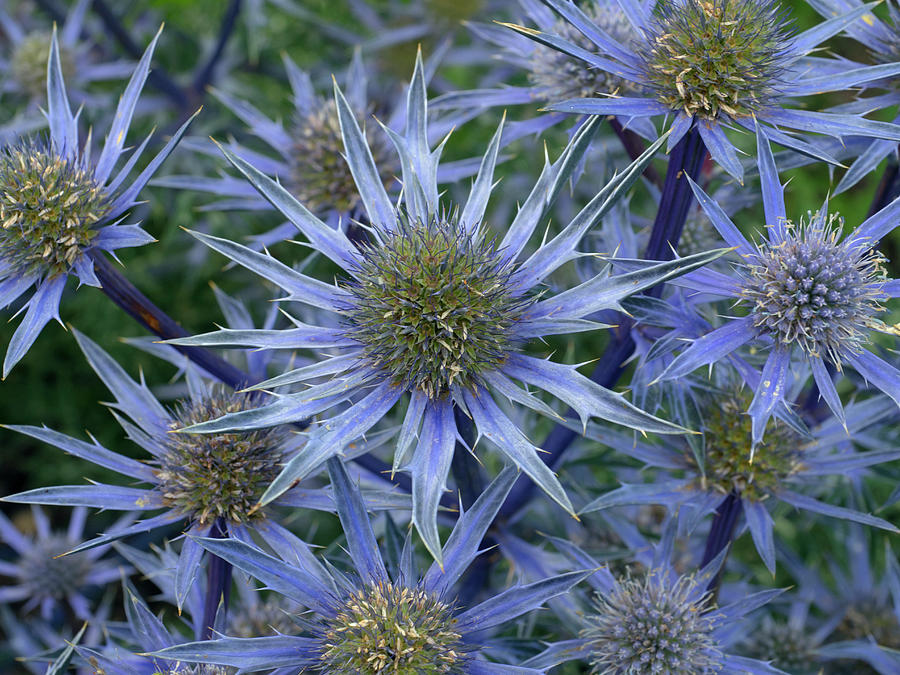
692;390;800;501
0;141;108;277
638;0;791;119
319;581;466;674
157;388;289;525
344;214;531;399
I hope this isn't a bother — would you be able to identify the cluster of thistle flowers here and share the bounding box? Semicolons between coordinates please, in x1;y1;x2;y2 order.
5;0;900;673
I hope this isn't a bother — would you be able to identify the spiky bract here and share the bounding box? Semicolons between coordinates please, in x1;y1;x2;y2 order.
152;668;232;675
584;570;724;673
319;581;465;674
693;390;800;500
529;3;638;101
0;140;108;278
158;388;289;525
10;32;75;99
16;535;94;602
345;213;530;399
743;212;889;365
637;0;791;119
290;98;392;214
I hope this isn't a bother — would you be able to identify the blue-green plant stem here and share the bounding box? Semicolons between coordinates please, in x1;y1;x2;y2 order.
452;406;484;511
498;126;708;521
192;0;242;94
201;518;232;640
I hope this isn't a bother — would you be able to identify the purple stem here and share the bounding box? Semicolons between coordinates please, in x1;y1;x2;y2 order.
90;251;251;389
192;0;242;94
700;491;743;594
201;519;232;640
498;126;708;521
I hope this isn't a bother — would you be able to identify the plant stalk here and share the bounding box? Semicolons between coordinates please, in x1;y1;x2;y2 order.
700;491;743;595
201;518;232;640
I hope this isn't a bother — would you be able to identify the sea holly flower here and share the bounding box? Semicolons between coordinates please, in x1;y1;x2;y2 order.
578;385;900;574
0;27;197;377
152;459;590;674
503;0;900;181
653;124;900;438
524;526;788;673
164;51;728;564
0;0;133;104
0;506;124;622
745;524;900;674
2;330;407;610
434;0;655;143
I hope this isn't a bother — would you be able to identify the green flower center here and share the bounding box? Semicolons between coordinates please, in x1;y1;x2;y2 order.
345;215;530;399
11;32;75;99
691;391;800;500
158;389;289;525
639;0;791;119
290;98;392;215
0;142;107;278
320;582;465;674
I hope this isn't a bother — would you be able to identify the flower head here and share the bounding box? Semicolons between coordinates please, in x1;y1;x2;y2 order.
637;0;791;120
156;388;289;525
0;27;196;376
506;0;900;181
10;31;75;99
529;1;639;102
320;581;466;674
345;212;530;398
0;506;122;621
165;51;724;564
743;212;888;364
584;570;723;673
151;461;590;674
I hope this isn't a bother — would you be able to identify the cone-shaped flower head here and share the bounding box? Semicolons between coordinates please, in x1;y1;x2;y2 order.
637;0;791;120
654;125;900;438
0;506;121;621
743;618;819;674
165;50;728;564
0;27;196;377
151;462;591;674
345;211;530;398
290;97;393;215
506;0;900;181
10;31;75;99
156;387;289;526
319;581;466;673
529;1;640;102
584;570;723;673
742;212;888;365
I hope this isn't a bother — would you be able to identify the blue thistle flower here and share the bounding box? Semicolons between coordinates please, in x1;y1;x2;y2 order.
0;506;123;623
0;27;196;377
151;459;591;674
163;50;728;564
503;0;900;181
648;124;900;438
524;525;788;673
579;384;900;574
1;329;406;611
0;0;133;104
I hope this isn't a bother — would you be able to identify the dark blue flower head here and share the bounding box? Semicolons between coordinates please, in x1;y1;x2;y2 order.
151;460;590;673
0;27;196;377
